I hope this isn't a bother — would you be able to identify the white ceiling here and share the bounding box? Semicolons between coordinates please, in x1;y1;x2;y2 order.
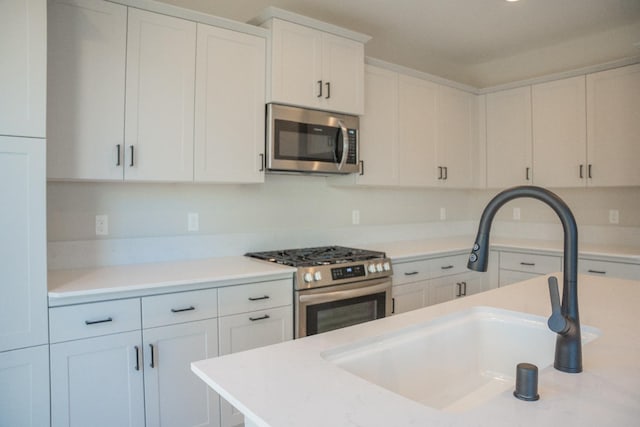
160;0;640;88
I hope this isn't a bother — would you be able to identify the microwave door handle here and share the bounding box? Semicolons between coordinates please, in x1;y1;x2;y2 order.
337;120;348;171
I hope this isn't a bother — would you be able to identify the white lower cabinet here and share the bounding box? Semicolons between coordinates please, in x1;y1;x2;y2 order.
0;345;50;427
579;258;640;281
143;319;220;427
49;278;293;427
498;251;562;287
391;253;488;313
218;283;293;427
50;331;145;427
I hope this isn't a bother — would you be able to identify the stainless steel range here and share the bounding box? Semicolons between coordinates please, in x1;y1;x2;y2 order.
246;246;393;338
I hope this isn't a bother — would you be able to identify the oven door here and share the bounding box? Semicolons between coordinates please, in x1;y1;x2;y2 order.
296;278;391;338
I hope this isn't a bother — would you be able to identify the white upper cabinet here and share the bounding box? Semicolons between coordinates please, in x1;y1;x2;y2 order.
397;74;438;186
532;76;587;188
586;63;640;187
486;86;533;188
0;0;46;138
356;65;399;186
125;8;196;182
0;138;48;352
47;0;127;180
436;85;475;188
268;18;365;115
194;24;266;183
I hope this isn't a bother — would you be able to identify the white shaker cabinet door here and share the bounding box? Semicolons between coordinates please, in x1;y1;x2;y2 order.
195;24;266;183
0;345;50;427
125;8;196;182
0;137;47;352
587;63;640;187
0;0;46;138
357;65;399;186
50;331;145;427
143;319;220;427
436;85;475;188
321;31;365;115
397;74;438;186
532;76;587;188
269;19;323;109
486;86;533;188
47;0;127;180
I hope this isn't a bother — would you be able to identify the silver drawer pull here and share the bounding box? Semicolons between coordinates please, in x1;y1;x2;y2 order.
441;265;454;270
520;262;536;266
248;295;270;301
404;271;419;276
171;306;195;313
587;269;606;275
85;317;113;325
249;314;270;322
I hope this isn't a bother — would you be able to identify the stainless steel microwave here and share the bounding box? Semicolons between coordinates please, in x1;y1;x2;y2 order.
266;104;359;174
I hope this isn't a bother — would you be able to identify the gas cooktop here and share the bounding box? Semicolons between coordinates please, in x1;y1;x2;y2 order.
245;245;387;268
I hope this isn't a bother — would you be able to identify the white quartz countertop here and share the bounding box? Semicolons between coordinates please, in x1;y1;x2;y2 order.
47;256;295;305
371;236;640;263
191;274;640;427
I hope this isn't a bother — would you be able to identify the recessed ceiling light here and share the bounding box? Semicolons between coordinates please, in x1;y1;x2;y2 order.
506;0;521;2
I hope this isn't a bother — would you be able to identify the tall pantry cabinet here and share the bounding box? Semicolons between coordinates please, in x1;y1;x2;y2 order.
0;0;50;426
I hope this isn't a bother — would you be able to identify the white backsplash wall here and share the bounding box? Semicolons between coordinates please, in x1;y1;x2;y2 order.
47;177;640;269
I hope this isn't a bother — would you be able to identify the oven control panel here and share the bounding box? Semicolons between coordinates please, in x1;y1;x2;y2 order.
331;264;366;280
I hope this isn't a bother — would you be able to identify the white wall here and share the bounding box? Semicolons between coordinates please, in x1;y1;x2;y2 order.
47;176;640;269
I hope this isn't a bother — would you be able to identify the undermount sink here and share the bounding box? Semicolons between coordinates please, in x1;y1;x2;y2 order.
321;306;600;412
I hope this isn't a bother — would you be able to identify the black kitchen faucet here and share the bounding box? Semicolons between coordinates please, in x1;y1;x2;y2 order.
467;185;582;373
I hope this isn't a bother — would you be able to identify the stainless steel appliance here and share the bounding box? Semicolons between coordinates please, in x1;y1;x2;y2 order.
266;104;360;174
246;246;392;338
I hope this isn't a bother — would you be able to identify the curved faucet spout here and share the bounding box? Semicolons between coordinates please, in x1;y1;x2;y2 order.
467;185;582;373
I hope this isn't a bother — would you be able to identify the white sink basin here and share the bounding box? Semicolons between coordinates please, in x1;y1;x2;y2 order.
322;306;600;412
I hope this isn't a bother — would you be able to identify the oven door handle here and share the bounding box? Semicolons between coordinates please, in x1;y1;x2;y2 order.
336;119;349;172
299;279;391;306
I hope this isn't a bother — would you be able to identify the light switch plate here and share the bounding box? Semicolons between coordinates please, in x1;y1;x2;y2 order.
188;212;199;231
95;214;108;236
609;209;619;224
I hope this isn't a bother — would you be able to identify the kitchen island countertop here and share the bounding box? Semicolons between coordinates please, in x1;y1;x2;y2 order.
192;274;640;427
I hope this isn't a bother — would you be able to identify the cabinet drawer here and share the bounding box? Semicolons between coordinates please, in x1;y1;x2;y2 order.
429;254;470;279
49;299;140;343
218;305;293;355
500;251;561;274
579;259;640;281
392;259;430;285
142;288;218;329
218;279;292;316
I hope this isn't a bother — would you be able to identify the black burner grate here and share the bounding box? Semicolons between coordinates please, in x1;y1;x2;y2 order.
246;245;386;267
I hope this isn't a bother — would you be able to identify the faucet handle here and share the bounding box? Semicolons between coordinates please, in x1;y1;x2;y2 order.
547;276;569;334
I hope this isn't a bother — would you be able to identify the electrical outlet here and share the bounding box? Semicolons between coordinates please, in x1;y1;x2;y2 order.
95;214;108;236
440;207;446;221
513;207;521;221
609;209;619;224
188;212;199;231
352;210;360;225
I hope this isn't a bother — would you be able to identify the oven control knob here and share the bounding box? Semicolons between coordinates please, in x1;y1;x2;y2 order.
314;271;322;281
376;263;383;272
303;272;314;283
368;263;377;274
383;262;391;271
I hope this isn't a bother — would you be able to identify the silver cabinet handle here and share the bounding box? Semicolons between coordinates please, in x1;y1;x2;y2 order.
170;306;195;313
85;317;113;325
149;344;155;368
249;314;270;322
248;295;270;301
